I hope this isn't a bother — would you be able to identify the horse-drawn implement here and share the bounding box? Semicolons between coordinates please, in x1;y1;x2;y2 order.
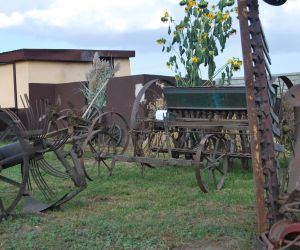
112;77;289;193
0;97;128;221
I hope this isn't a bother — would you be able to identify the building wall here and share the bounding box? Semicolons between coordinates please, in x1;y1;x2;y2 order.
16;62;29;108
0;57;132;108
0;64;15;108
114;58;131;77
28;61;91;84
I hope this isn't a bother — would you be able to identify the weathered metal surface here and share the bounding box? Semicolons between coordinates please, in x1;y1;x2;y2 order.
259;220;300;249
164;86;247;110
238;0;282;232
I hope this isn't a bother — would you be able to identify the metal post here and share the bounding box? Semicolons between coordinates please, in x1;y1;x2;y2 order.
12;62;18;109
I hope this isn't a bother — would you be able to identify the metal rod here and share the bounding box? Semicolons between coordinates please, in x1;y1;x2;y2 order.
82;79;109;119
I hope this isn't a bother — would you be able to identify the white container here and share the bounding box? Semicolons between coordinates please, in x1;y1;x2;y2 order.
155;110;167;121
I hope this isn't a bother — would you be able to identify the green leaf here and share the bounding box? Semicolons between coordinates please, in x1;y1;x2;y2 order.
208;60;216;80
221;72;226;84
168;26;171;35
183;38;188;49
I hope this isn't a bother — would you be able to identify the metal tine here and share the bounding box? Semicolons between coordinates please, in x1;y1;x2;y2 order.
30;162;50;199
31;161;50;199
41;99;50;138
26;172;33;192
39;103;49;140
39;159;69;179
35;162;54;197
35;98;44;137
20;95;33;132
25;94;39;131
32;161;53;199
51;133;70;151
48;132;65;151
39;99;46;137
54;137;68;151
20;95;31;130
3;108;26;133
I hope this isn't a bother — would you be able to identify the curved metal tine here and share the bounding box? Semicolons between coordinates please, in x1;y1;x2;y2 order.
3;108;26;134
35;162;54;197
32;161;54;199
39;159;69;179
36;98;49;138
30;162;50;199
20;95;33;131
35;98;41;129
26;173;33;192
41;99;50;137
0;127;11;141
53;133;70;151
25;94;39;132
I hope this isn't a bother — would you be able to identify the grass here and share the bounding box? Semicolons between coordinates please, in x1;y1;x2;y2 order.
0;160;258;249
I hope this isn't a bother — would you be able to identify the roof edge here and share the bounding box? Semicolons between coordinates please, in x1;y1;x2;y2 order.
0;49;135;63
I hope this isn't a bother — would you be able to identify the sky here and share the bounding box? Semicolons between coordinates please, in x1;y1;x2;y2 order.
0;0;299;79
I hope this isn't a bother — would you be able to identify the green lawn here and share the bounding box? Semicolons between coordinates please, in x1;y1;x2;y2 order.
0;161;258;249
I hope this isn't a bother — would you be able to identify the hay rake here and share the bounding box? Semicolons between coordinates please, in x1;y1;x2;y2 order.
0;95;128;221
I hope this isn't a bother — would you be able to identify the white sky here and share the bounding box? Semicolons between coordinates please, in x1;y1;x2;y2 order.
0;0;299;78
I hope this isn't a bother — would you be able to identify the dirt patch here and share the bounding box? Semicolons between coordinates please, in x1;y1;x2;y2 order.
20;224;43;234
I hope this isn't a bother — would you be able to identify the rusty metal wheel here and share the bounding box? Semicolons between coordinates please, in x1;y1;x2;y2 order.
82;111;129;178
0;111;30;221
195;134;228;193
130;79;170;159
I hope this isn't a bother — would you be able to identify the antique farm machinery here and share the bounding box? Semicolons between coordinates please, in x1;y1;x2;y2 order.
0;96;129;221
237;0;300;248
112;75;289;193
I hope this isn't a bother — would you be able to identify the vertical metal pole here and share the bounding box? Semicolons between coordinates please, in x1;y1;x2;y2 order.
237;0;267;233
12;62;18;109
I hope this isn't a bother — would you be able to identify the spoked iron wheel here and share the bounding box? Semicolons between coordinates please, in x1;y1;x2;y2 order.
0;112;30;221
195;134;228;193
130;79;171;160
82;111;129;178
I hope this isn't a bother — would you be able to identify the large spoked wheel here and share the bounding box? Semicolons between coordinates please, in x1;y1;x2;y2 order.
195;134;229;193
0;111;30;221
82;112;129;178
130;79;170;159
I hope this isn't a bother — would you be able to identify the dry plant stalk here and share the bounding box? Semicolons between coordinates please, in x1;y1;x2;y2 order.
82;52;119;109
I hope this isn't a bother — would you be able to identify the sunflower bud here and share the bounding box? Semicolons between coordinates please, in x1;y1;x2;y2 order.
179;0;187;6
198;0;208;9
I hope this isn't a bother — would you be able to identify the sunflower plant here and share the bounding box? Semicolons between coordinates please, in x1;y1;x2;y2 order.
157;0;242;87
